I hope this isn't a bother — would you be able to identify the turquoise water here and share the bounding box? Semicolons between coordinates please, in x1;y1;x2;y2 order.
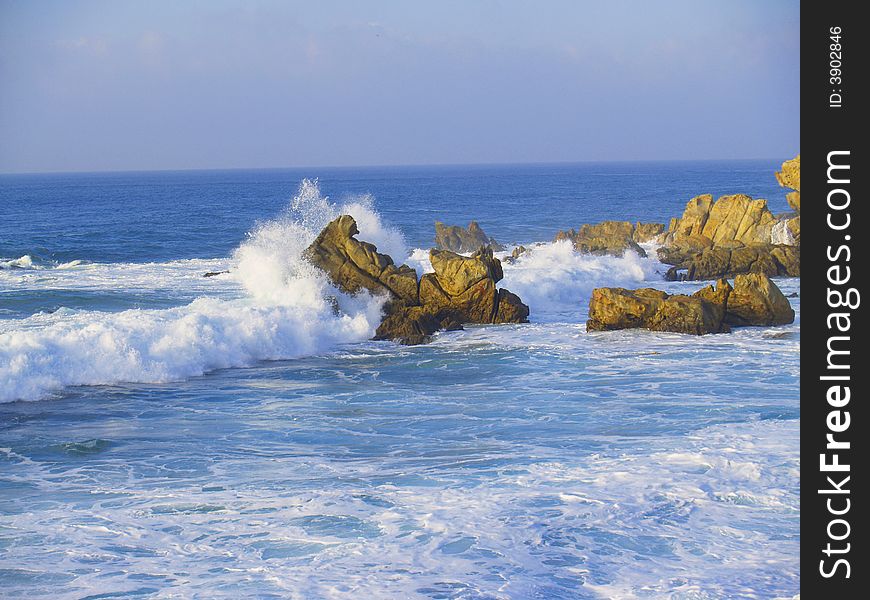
1;162;799;598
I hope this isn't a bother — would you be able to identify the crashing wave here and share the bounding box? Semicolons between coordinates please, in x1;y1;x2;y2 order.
0;180;403;403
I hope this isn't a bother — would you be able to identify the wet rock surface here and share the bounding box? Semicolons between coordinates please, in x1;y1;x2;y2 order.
307;216;528;345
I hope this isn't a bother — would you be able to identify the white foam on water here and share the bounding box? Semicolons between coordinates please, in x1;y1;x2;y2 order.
0;255;37;269
0;418;799;598
0;179;400;403
499;240;664;320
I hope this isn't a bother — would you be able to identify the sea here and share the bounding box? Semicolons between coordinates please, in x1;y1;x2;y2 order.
0;161;799;599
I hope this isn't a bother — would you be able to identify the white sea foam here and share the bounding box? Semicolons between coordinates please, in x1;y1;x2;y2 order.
0;255;36;269
0;180;397;403
499;240;663;319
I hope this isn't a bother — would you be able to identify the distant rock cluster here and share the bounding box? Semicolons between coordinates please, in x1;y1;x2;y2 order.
554;221;664;257
434;221;503;254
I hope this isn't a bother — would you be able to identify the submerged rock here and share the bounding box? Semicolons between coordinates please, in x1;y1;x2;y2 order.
307;216;528;345
586;273;793;335
435;221;503;253
554;221;664;257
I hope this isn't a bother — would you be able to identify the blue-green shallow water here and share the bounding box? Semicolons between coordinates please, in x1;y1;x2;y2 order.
0;161;799;598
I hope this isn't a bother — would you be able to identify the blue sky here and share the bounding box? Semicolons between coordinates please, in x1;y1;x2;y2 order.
0;0;799;173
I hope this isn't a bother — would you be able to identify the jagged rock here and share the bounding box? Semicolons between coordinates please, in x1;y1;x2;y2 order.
633;222;666;243
304;215;419;303
203;270;230;278
660;193;778;248
658;161;801;280
554;221;663;257
586;273;793;335
725;272;795;326
307;216;528;345
661;194;777;248
418;247;528;325
374;305;460;346
435;221;503;253
776;155;800;213
775;156;801;246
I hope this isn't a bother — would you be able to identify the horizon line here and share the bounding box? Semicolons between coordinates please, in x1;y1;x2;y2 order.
0;155;794;177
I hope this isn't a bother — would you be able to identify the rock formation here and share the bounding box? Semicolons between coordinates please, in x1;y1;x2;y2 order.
586;272;793;335
656;158;801;280
503;245;528;264
776;155;800;212
304;215;419;303
554;221;664;257
659;243;799;281
776;155;800;245
724;272;796;327
307;215;529;345
435;221;503;253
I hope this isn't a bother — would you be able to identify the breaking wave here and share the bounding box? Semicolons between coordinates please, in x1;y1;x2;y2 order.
0;180;400;403
2;179;689;402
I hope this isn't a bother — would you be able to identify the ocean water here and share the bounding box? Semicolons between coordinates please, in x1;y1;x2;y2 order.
0;161;799;599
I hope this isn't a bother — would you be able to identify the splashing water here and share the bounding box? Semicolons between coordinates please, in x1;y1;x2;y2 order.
0;180;402;403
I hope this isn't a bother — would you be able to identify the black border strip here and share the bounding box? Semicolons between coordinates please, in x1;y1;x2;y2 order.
802;1;866;594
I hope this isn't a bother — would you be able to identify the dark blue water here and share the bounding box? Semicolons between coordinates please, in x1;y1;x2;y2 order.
0;160;799;599
1;160;790;264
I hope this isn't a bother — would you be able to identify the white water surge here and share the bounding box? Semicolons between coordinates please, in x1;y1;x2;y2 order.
0;181;400;402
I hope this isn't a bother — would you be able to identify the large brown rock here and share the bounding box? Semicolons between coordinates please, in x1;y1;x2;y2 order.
658;160;801;281
304;215;419;303
435;221;503;253
419;247;528;325
307;216;528;345
661;194;777;248
586;284;730;335
776;155;800;193
586;273;793;335
775;157;801;245
554;220;664;257
725;272;795;326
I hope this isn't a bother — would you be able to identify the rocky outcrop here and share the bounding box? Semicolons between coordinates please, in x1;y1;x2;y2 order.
587;284;730;335
724;272;795;327
435;221;503;253
555;221;664;257
776;155;800;245
660;243;799;281
659;194;778;248
657;158;801;281
586;273;793;335
304;215;420;303
416;248;528;324
307;216;528;345
776;155;800;212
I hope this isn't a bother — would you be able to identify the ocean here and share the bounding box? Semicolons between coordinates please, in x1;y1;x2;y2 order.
1;161;799;599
